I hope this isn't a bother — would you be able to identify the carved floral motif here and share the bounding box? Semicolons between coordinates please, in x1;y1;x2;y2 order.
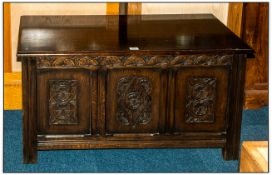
116;76;152;128
185;77;216;123
49;80;78;125
36;54;233;68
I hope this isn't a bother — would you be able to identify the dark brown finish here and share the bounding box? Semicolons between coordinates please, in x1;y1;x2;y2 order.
37;69;91;134
185;77;217;123
223;55;247;160
17;14;253;56
22;58;37;163
106;69;162;134
116;76;152;126
18;15;253;163
48;80;78;125
241;3;268;109
174;66;230;132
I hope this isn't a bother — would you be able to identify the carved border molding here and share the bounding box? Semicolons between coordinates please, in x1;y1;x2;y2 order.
36;54;233;69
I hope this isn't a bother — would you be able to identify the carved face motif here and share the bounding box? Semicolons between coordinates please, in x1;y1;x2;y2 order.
126;91;141;110
117;76;152;127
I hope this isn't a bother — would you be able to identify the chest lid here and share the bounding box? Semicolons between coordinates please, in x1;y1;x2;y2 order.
17;14;253;58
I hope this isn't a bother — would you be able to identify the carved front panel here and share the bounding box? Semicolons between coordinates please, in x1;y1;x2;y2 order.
37;70;91;134
185;77;216;123
116;76;152;128
49;80;78;125
174;67;229;132
106;69;163;134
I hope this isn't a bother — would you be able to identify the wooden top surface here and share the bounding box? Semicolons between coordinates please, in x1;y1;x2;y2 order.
17;14;253;56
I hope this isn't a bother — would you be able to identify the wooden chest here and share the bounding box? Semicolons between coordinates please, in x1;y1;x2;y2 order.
17;14;253;163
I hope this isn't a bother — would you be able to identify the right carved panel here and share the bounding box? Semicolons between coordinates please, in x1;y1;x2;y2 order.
174;67;229;132
185;77;217;124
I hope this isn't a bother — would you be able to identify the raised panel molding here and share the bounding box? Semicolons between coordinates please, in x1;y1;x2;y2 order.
185;77;217;123
116;76;152;128
49;80;78;125
36;54;233;69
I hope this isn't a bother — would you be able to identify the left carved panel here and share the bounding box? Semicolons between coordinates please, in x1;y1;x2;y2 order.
37;69;91;134
49;80;78;125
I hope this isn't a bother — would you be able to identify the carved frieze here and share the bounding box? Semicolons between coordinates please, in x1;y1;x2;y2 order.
49;80;78;125
116;76;152;128
185;77;217;123
36;54;233;69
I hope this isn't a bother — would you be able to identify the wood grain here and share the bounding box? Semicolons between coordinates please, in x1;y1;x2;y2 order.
242;3;268;109
128;3;142;15
22;59;38;163
240;141;268;172
38;139;226;150
244;89;268;109
243;3;268;89
17;15;253;56
223;55;247;160
227;3;243;37
4;2;12;72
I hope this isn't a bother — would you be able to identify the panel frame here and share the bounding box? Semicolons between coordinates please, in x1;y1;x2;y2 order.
105;68;167;135
173;66;231;132
36;68;93;135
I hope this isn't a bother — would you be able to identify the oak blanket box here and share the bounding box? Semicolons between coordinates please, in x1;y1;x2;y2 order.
17;14;253;163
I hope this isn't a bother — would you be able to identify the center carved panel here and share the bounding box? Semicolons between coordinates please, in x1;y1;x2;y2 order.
49;80;78;125
116;76;152;128
185;77;217;123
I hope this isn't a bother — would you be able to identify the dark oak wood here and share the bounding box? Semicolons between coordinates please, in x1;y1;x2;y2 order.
17;14;253;56
174;66;230;132
37;69;91;134
22;58;37;163
106;68;162;134
18;14;253;163
223;55;247;160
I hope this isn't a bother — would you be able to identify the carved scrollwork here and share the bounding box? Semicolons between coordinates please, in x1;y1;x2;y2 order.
49;80;78;125
123;55;146;66
100;56;121;67
36;54;233;69
116;76;152;128
171;55;232;66
77;57;99;66
185;77;216;123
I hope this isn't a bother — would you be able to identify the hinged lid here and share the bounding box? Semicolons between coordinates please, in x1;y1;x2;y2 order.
17;14;254;58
